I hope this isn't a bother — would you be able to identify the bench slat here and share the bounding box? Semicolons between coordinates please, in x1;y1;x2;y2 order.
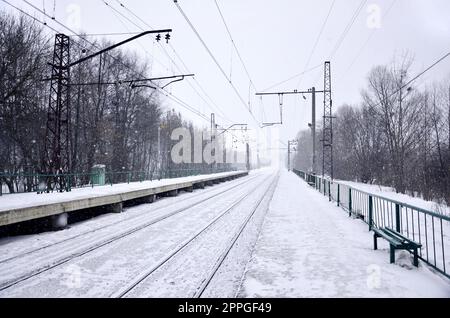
373;228;403;247
372;227;421;267
383;228;422;248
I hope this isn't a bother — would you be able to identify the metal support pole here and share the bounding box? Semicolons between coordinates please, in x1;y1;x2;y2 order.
246;143;250;171
158;125;161;171
43;34;71;192
211;113;216;172
337;183;340;207
312;87;317;174
349;188;352;217
369;195;374;231
395;204;401;232
329;180;332;202
288;141;291;171
322;61;333;180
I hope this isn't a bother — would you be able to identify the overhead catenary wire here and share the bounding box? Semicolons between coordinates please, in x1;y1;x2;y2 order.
19;0;125;61
213;0;258;91
95;0;241;145
173;0;260;127
296;0;336;88
343;0;397;75
99;0;173;77
367;51;450;109
20;0;240;135
101;0;143;31
309;0;367;89
261;64;323;92
169;44;233;122
22;0;168;86
69;31;142;37
41;0;46;23
97;5;223;125
9;0;259;144
329;0;367;59
212;0;270;133
111;0;233;124
11;0;215;125
2;0;60;35
114;0;150;30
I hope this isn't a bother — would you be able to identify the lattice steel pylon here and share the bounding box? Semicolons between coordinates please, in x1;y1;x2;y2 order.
43;34;71;191
322;61;333;180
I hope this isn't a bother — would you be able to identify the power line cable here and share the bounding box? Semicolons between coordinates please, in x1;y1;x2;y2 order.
329;0;367;59
99;0;172;75
173;0;260;126
213;0;257;91
14;0;214;124
98;3;227;124
344;0;397;75
296;0;336;88
309;0;367;89
369;51;450;108
1;0;59;34
261;64;323;92
212;0;269;130
70;31;142;37
113;0;233;123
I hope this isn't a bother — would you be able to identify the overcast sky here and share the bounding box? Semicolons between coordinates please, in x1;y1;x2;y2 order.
2;0;450;156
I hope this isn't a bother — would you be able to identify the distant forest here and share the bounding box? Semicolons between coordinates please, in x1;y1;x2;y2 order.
0;12;235;192
294;56;450;205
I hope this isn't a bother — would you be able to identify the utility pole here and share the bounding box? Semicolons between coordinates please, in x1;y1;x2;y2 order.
211;113;216;142
288;141;291;171
287;140;298;171
211;113;217;172
322;61;333;180
256;87;324;173
43;34;71;192
308;87;317;174
446;85;450;201
158;125;162;171
246;143;251;171
43;30;172;192
258;94;284;128
256;62;332;177
257;144;261;169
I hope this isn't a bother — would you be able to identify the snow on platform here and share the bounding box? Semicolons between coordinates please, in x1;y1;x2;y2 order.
240;170;450;298
0;171;247;226
337;180;450;216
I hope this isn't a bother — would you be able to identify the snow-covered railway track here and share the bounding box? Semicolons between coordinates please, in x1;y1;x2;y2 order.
195;175;279;298
116;174;279;298
0;174;258;266
0;174;264;294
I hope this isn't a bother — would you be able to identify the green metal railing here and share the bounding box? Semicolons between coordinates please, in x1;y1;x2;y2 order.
293;169;450;279
0;167;237;196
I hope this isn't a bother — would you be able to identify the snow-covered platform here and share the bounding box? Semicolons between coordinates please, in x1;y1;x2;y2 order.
0;171;248;228
240;170;450;298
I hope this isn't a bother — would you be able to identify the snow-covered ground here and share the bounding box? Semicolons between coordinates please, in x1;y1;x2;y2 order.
0;171;276;298
239;170;450;298
0;171;246;212
337;180;450;216
1;168;448;298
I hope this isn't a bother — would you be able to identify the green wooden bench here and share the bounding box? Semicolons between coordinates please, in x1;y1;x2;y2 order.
372;227;422;267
